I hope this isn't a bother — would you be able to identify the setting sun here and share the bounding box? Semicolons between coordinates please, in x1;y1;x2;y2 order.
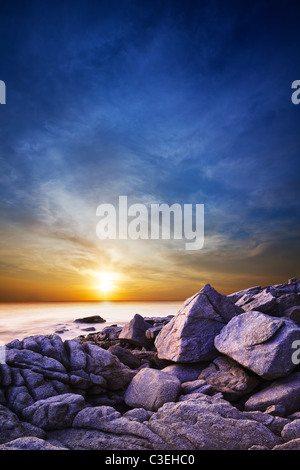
96;272;118;295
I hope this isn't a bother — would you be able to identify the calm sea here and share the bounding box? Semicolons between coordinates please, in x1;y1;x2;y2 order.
0;301;182;344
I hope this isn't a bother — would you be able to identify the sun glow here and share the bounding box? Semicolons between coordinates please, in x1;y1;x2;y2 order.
96;272;118;295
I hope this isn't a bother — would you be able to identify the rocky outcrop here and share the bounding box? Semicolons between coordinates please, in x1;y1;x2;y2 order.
155;284;242;362
0;278;300;450
1;334;132;415
214;311;300;379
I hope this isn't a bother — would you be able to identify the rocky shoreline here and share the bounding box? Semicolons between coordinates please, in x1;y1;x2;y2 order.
1;278;300;450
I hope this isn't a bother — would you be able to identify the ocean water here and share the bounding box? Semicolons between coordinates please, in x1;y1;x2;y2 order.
0;301;182;345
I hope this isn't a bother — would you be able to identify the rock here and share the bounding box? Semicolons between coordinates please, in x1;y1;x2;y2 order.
119;314;153;349
155;284;242;363
273;438;300;450
236;289;278;315
1;335;132;416
180;379;213;395
97;326;122;341
22;393;86;430
214;311;300;379
281;419;300;441
145;326;163;340
124;368;181;411
72;405;121;428
48;392;283;450
108;345;141;369
0;436;67;450
276;293;300;314
0;403;46;444
228;286;261;304
244;372;300;416
71;406;167;449
265;405;286;417
47;427;161;450
83;342;132;391
74;315;106;324
284;306;300;325
161;363;208;383
130;350;171;369
199;356;260;401
123;408;154;422
147;393;282;450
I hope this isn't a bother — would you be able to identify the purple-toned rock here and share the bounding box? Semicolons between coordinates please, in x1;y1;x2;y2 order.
244;372;300;415
124;368;181;411
237;288;278;315
119;314;153;349
199;355;259;401
22;393;85;430
155;284;242;362
215;311;300;379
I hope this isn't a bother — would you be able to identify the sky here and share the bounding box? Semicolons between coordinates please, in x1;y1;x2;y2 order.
0;0;299;301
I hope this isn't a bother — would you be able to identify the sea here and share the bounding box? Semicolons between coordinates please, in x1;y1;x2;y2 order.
0;301;182;345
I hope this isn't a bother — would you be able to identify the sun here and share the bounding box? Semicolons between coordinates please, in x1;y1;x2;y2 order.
96;272;117;294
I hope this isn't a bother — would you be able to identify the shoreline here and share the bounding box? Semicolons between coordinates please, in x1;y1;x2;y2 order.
1;279;300;450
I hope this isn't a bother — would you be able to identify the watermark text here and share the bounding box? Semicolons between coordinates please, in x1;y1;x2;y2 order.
0;80;6;104
291;80;300;105
96;196;204;250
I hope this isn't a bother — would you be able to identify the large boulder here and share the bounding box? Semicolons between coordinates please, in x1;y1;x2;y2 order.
155;284;242;362
214;311;300;379
124;368;181;411
244;372;300;416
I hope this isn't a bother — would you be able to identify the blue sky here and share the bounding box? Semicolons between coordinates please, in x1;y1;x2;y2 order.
0;0;299;300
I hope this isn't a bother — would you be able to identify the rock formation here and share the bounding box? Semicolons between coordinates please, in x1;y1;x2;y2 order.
0;277;300;450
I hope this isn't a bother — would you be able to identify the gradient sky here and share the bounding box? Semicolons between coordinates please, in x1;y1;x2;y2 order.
0;0;299;301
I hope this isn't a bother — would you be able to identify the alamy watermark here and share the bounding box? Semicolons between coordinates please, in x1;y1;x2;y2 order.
0;341;6;364
292;340;300;365
291;80;300;105
96;196;204;250
0;80;6;104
